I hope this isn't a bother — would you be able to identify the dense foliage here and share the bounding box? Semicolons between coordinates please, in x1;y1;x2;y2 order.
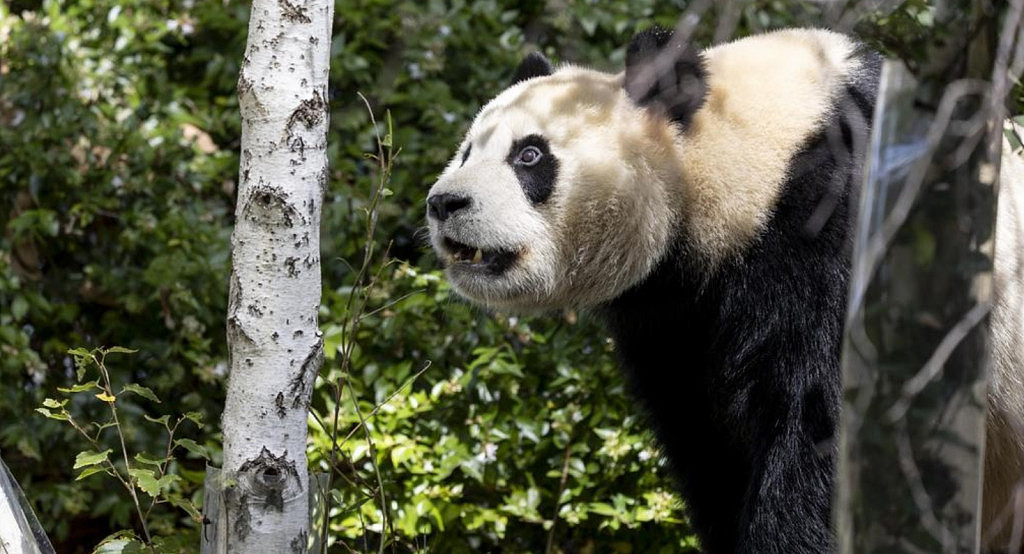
3;0;1017;552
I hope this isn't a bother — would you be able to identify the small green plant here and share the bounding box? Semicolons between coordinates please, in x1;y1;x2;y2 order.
314;96;430;553
36;346;208;551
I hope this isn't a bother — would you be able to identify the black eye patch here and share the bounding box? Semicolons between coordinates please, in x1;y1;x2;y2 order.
460;144;472;167
506;134;558;204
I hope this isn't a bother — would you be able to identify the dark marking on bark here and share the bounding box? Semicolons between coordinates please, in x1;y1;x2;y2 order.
271;331;280;341
229;272;244;313
293;329;303;338
278;0;311;23
238;74;254;97
238;447;302;511
244;184;299;228
226;273;258;354
286;90;326;133
228;316;256;348
230;491;252;540
317;165;328;198
290;136;306;160
262;31;285;50
290;531;308;553
247;303;264;318
275;392;286;418
289;335;323;409
284;88;324;161
284;256;300;277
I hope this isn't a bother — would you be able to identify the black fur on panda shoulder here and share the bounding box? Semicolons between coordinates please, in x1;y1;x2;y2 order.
601;28;883;554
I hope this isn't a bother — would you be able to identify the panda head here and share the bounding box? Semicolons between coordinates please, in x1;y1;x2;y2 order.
426;28;707;312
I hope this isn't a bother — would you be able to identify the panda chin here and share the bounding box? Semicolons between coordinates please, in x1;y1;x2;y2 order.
441;237;518;275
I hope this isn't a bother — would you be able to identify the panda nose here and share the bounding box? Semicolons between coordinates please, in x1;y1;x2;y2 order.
427;193;471;221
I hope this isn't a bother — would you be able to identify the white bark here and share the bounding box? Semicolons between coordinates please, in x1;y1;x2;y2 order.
219;0;332;551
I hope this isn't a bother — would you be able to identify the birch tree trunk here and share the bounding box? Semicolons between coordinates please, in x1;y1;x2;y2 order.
218;0;332;550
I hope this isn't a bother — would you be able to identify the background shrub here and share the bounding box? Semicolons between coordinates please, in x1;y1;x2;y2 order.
3;0;1012;551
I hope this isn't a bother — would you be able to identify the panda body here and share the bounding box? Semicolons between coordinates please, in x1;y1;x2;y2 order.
426;28;1024;553
986;132;1024;550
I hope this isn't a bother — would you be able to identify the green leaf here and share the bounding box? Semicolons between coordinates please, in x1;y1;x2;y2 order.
130;468;180;498
174;438;208;459
165;494;203;521
42;397;65;408
74;449;112;469
587;502;619;517
122;383;160;403
93;530;145;553
35;407;69;421
383;109;394;147
67;347;93;358
157;474;180;492
134;452;167;467
76;465;108;481
67;347;95;380
104;346;138;355
11;295;28;320
143;414;171;426
129;468;160;497
390;443;414;467
183;411;205;427
57;381;99;393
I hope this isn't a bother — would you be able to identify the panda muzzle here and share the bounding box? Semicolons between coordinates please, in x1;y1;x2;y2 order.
442;237;517;273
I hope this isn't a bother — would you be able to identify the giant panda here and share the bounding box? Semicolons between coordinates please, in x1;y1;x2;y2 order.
425;27;1024;553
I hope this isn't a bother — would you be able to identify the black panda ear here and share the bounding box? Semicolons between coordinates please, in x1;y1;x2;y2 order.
510;52;554;86
625;26;708;130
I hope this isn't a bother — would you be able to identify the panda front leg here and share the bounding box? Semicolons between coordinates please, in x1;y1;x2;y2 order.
735;413;836;553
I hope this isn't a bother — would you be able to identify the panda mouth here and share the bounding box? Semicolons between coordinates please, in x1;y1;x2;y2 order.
442;237;517;274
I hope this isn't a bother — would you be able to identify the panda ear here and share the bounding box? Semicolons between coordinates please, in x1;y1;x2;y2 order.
510;52;554;86
624;26;708;130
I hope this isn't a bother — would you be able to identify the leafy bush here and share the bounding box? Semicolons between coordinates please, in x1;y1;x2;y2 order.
1;1;233;547
7;0;1014;552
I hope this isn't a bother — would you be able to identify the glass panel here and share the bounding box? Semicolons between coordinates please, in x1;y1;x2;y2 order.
0;452;55;554
835;60;996;553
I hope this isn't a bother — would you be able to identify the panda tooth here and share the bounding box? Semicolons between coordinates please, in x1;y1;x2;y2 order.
472;249;483;264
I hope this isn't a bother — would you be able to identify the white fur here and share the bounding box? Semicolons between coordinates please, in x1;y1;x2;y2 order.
983;129;1024;552
428;29;861;310
429;69;683;310
682;29;862;262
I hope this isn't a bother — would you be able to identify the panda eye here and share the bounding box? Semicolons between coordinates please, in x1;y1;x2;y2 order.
516;146;543;166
